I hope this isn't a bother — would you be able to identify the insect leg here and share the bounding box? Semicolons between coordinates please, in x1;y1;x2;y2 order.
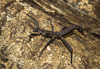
23;12;39;32
29;33;40;38
25;33;40;44
39;38;55;57
61;27;68;31
50;23;54;32
61;38;73;64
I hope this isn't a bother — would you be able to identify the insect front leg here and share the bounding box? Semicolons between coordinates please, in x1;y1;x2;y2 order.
23;12;39;32
25;33;40;43
30;33;40;37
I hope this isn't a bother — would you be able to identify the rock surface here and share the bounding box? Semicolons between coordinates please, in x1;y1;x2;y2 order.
0;0;100;69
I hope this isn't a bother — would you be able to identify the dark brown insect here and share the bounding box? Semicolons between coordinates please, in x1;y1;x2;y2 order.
23;12;85;67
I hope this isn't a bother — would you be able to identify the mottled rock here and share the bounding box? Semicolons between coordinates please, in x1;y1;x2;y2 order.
0;0;100;69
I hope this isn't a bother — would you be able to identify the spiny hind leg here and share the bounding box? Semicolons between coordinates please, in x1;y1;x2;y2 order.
61;38;73;64
61;38;75;68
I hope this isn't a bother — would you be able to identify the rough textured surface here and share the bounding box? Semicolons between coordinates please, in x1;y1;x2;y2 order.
0;0;100;69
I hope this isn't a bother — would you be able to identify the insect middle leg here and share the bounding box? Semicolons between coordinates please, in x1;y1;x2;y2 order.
39;38;55;57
